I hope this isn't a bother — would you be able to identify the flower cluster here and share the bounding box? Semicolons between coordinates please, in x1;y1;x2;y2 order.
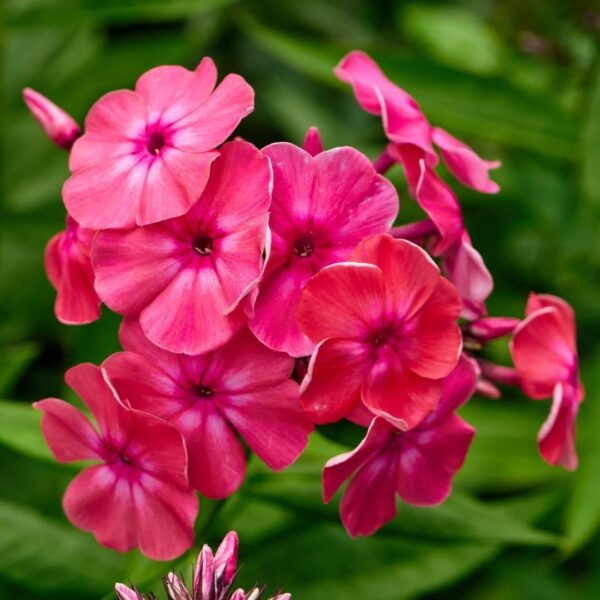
27;51;583;558
115;531;290;600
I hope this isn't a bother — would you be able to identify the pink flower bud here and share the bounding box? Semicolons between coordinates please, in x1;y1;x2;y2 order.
22;87;80;149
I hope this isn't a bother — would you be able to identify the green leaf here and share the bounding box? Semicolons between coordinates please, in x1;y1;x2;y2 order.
0;400;55;464
0;499;124;595
248;476;560;547
241;18;579;159
0;342;39;396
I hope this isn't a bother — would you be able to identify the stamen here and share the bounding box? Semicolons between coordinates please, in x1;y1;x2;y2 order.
193;236;213;256
146;131;166;155
294;235;315;258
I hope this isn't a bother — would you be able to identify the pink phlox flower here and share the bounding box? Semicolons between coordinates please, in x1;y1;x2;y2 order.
103;318;313;498
92;140;271;355
63;57;254;229
34;363;198;560
44;216;101;324
334;50;500;194
296;234;462;430
323;355;477;537
510;293;584;469
22;87;80;149
249;142;399;357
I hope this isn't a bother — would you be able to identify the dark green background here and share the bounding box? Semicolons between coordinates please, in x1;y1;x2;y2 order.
2;0;600;598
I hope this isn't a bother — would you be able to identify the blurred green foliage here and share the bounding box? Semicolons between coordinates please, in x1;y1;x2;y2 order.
1;0;600;598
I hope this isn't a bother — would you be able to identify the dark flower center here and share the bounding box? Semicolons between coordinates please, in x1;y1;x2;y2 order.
371;327;394;348
294;235;315;258
193;236;213;256
146;131;166;155
196;385;214;398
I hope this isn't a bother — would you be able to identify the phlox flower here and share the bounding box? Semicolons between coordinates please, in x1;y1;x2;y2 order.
63;57;254;229
34;363;197;560
334;50;500;195
511;293;584;469
44;216;100;324
249;142;399;357
296;234;462;429
116;530;290;600
103;318;312;499
93;140;271;355
323;356;477;537
22;88;80;149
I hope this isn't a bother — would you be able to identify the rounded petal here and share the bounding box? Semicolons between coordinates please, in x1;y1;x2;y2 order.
92;226;187;316
538;382;582;470
323;417;395;502
44;230;101;325
33;398;102;462
218;380;312;471
172;74;254;152
300;338;372;424
250;258;317;357
135;59;217;124
63;154;144;229
363;360;441;430
401;277;462;379
296;262;387;343
139;267;243;355
511;308;575;398
340;450;398;537
311;147;398;243
526;292;576;351
63;465;138;553
432;127;501;194
132;471;198;560
397;414;475;505
352;235;440;321
179;404;246;498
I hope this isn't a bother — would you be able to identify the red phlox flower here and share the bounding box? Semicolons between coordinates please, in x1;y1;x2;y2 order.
63;57;254;229
323;355;477;537
510;293;584;469
103;318;313;498
34;363;198;560
92;140;271;355
296;234;462;429
44;216;101;324
249;142;398;357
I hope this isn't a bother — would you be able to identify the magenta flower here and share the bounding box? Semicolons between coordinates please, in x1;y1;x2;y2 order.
249;142;398;357
63;57;254;229
34;363;198;560
103;318;312;498
92;140;271;355
323;355;477;537
296;234;462;429
44;216;100;324
334;50;500;195
510;293;584;469
22;87;80;149
116;530;290;600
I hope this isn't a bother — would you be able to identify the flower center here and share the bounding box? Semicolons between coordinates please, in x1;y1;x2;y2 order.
193;236;213;256
371;326;394;348
294;235;315;258
196;385;214;398
146;131;166;155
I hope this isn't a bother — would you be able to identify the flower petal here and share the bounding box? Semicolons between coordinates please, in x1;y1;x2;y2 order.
296;262;387;343
33;398;102;462
218;380;312;471
300;337;372;424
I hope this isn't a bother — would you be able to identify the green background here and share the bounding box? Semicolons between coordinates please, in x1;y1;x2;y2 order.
2;0;600;598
